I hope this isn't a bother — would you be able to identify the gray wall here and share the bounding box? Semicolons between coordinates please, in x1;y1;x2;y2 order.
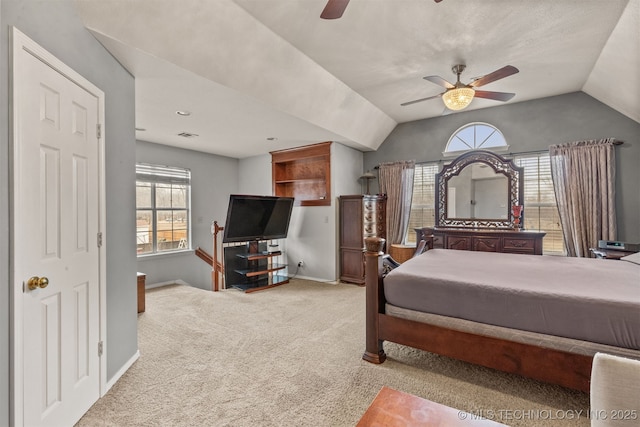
136;141;364;287
364;92;640;242
136;140;239;290
1;1;137;424
238;143;364;282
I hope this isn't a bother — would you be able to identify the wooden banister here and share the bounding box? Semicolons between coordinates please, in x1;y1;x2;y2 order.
195;247;213;266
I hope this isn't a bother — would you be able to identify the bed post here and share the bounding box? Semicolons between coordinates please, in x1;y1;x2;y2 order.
362;237;387;364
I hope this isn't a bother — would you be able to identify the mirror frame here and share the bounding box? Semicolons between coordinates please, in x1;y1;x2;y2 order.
435;150;524;228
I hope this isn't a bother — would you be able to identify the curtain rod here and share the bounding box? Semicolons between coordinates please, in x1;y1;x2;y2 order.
372;140;625;169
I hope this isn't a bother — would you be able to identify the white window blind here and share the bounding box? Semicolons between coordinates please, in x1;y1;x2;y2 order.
405;162;439;244
136;163;191;185
513;153;565;255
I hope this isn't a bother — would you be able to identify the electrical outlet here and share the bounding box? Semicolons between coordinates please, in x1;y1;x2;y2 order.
297;260;304;268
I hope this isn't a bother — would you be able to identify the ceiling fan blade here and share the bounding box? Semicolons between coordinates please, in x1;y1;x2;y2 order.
423;75;455;89
401;93;443;107
320;0;350;19
473;90;516;102
469;65;519;88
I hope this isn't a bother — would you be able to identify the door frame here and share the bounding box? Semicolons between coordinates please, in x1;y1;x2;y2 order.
9;27;107;426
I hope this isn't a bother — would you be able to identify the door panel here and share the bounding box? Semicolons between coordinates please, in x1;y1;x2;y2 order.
41;145;61;259
41;293;62;410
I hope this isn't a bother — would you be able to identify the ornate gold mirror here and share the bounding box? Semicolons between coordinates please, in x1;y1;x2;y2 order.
435;150;524;228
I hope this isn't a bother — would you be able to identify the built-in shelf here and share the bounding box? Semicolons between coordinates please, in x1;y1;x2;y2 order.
271;142;331;207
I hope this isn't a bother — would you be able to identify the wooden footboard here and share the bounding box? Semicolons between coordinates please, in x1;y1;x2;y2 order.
362;237;593;392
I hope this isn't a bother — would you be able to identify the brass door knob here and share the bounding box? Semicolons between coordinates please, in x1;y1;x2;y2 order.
27;276;49;290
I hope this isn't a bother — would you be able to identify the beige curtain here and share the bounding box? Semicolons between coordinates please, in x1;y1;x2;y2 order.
378;161;415;245
549;138;617;257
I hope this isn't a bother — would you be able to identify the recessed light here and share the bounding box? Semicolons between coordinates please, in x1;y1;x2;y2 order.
176;110;191;117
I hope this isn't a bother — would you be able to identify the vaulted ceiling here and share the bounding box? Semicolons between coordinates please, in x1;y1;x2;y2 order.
74;0;638;159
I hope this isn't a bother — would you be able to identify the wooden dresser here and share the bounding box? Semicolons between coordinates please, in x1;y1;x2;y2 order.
416;227;546;255
339;195;386;284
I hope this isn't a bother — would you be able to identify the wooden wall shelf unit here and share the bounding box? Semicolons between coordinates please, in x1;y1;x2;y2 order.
415;227;546;255
271;141;331;206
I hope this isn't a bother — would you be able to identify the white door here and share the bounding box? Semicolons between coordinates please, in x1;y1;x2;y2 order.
12;28;105;427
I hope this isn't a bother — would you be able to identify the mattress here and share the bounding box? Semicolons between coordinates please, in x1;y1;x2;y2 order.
384;249;640;350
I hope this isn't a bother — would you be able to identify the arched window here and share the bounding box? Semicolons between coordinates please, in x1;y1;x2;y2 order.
445;122;508;156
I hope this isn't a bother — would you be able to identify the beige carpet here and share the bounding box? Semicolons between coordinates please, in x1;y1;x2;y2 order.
77;280;589;427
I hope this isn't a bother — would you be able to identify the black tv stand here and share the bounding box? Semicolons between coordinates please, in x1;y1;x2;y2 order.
223;241;289;293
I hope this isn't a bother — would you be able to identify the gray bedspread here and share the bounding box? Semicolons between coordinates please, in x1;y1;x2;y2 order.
384;249;640;350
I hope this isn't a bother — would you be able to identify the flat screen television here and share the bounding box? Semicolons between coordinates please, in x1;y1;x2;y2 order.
222;195;295;243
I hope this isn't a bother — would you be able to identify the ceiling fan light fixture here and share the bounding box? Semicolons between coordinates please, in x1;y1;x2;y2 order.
442;87;475;110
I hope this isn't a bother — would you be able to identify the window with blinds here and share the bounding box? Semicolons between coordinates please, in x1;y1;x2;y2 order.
404;154;565;255
136;163;191;255
405;162;439;244
513;153;565;255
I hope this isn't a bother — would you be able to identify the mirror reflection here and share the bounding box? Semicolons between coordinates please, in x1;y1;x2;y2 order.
447;163;509;220
436;150;523;229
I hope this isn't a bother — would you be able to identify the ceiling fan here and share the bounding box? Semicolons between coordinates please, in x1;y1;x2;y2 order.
321;0;443;20
401;64;519;111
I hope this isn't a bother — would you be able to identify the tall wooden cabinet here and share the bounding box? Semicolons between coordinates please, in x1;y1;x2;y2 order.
339;195;387;284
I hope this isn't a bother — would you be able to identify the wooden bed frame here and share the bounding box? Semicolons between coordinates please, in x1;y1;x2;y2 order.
361;237;593;393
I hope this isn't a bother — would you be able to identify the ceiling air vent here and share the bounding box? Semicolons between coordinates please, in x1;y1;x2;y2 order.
177;132;199;138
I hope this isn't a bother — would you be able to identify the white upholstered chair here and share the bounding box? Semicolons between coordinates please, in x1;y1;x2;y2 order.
590;352;640;427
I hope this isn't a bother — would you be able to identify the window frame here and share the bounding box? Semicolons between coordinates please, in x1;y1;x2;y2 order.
444;122;509;157
136;163;192;257
407;122;565;254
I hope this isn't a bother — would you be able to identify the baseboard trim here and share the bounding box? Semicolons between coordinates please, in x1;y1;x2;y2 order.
145;279;190;289
104;350;140;394
290;275;338;284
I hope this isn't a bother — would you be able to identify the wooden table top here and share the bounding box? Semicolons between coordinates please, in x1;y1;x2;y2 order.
357;386;507;427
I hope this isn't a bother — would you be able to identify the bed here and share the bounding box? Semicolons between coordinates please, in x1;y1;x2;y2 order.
362;237;640;392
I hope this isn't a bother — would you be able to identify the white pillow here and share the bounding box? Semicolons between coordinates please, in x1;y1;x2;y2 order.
620;251;640;265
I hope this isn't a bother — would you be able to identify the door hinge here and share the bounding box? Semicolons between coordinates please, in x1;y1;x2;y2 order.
98;341;104;357
97;232;103;248
96;123;102;139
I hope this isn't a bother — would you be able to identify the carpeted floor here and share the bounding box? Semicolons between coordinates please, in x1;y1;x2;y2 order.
77;280;590;426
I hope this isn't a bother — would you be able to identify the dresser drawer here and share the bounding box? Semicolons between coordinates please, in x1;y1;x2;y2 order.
472;236;500;252
364;200;376;212
503;237;535;253
446;236;472;251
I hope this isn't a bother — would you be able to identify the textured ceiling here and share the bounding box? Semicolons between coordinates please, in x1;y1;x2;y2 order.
74;0;638;158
